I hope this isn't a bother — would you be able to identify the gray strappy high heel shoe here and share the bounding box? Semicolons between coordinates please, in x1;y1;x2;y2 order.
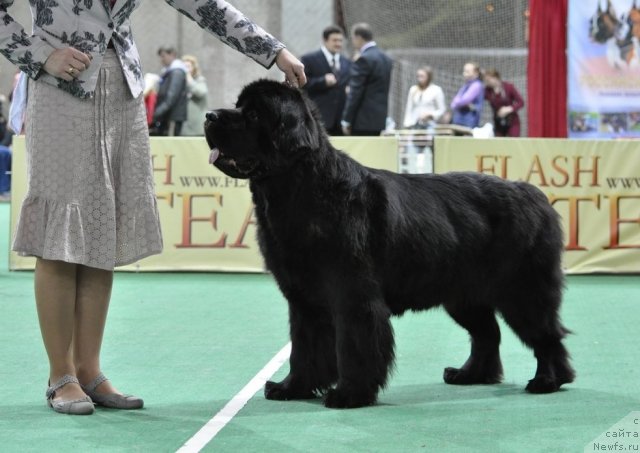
46;375;95;415
81;373;144;409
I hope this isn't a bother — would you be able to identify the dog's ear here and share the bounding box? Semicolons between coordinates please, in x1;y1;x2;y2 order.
271;90;322;152
300;93;321;150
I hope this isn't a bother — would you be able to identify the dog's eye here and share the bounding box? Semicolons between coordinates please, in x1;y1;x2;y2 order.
245;110;259;122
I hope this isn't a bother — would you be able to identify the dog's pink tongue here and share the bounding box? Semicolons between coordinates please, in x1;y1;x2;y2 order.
209;148;220;164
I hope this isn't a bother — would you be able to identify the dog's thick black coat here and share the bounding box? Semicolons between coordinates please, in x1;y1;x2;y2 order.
205;79;575;409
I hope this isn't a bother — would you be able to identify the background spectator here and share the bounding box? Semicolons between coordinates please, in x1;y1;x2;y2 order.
450;62;484;128
180;54;209;136
0;92;6;142
152;46;189;136
402;66;446;129
341;23;393;136
483;68;525;137
143;72;160;128
0;144;9;201
301;25;351;135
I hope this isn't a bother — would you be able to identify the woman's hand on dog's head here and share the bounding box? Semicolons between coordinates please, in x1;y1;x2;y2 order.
276;49;307;88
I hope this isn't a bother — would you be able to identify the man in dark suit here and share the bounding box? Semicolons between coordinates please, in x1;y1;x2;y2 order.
341;23;393;136
301;25;351;135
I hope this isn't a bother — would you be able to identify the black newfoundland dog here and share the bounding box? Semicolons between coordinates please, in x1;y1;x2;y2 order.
204;79;574;409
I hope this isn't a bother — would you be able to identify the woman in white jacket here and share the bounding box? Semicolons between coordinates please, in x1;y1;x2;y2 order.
402;66;446;129
0;0;305;415
401;66;445;173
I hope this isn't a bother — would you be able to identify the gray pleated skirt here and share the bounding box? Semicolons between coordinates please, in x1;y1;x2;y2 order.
12;49;163;270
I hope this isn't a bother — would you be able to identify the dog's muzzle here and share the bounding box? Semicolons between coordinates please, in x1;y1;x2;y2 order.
205;111;221;164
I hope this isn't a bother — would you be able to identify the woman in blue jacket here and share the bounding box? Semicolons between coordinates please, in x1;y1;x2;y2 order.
450;62;484;129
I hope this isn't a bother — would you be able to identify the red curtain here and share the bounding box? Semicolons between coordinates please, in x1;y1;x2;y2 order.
527;0;568;137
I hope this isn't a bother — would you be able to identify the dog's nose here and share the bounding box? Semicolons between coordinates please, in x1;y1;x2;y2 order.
206;111;219;122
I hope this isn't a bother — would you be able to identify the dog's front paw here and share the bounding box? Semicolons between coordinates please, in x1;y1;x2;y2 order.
443;366;502;385
525;376;560;394
264;379;315;401
323;387;376;409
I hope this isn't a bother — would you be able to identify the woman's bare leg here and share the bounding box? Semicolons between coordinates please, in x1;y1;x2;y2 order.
73;265;120;394
34;258;86;401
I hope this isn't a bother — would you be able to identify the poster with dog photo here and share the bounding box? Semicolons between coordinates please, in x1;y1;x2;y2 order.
568;0;640;138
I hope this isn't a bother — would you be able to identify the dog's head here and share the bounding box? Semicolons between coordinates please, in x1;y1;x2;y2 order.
204;79;323;179
590;1;621;43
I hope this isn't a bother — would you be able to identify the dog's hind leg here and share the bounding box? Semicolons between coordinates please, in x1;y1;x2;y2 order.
265;302;338;401
499;291;575;394
443;305;503;385
324;299;394;409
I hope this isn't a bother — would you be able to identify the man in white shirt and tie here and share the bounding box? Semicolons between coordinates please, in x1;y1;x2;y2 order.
301;25;352;135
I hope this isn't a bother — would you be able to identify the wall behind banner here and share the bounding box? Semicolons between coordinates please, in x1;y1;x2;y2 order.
9;137;398;272
435;137;640;274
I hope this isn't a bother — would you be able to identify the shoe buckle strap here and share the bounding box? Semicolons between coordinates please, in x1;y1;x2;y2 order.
84;372;109;392
46;374;80;399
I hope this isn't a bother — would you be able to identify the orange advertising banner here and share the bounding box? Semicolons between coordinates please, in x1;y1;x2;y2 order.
435;137;640;273
9;136;398;272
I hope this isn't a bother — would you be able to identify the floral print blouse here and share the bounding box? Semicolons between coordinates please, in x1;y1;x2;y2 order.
0;0;285;99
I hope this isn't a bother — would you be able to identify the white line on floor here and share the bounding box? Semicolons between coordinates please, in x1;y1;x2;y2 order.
176;342;292;453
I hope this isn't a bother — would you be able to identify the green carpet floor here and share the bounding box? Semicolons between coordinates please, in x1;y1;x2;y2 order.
1;201;639;452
